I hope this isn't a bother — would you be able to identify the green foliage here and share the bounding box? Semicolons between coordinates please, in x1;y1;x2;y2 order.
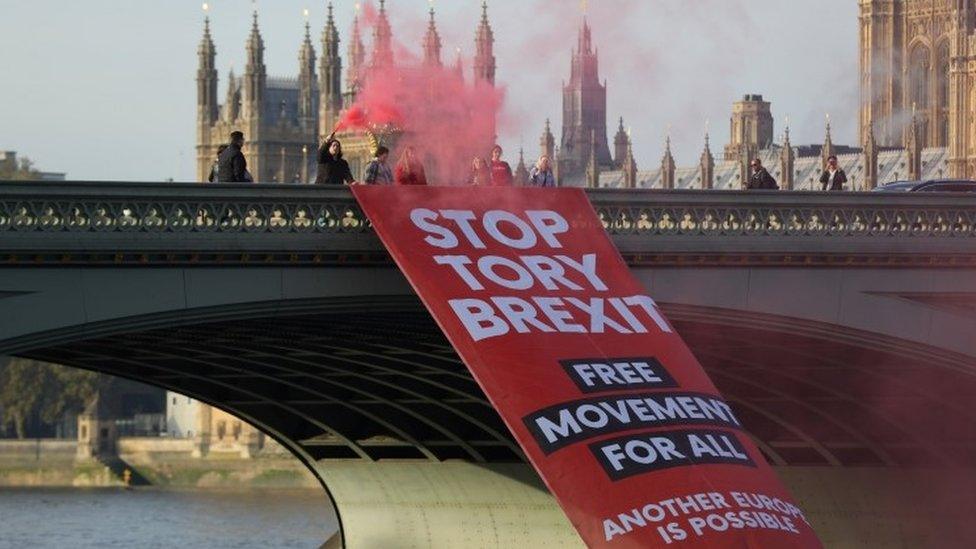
0;359;106;439
0;156;40;181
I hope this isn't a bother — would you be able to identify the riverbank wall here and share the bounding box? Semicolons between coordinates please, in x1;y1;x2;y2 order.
0;438;319;489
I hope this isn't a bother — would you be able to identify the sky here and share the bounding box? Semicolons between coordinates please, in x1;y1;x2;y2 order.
0;0;859;181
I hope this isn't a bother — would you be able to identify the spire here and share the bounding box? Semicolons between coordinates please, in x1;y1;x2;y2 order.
821;113;834;168
661;134;676;189
781;118;795;190
298;10;317;133
578;16;593;56
700;131;715;190
197;9;218;126
864;121;878;189
346;5;365;96
515;148;530;186
907;107;922;180
199;11;216;61
371;0;394;68
613;116;629;168
541;118;555;159
247;10;264;64
623;133;638;189
244;9;266;119
319;2;342;136
423;4;442;67
474;1;496;85
453;47;464;81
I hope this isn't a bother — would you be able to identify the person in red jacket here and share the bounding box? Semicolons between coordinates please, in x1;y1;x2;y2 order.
394;146;428;186
489;145;513;186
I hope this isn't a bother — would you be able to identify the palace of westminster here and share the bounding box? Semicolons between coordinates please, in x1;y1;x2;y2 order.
196;0;976;190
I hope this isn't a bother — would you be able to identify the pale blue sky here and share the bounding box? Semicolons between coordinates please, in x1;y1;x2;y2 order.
0;0;858;181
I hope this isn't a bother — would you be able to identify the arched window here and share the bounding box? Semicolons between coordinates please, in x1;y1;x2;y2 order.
909;46;931;107
908;45;931;140
937;42;950;146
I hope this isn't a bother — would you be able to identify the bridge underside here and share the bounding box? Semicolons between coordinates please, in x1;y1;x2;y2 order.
18;299;976;469
12;300;976;547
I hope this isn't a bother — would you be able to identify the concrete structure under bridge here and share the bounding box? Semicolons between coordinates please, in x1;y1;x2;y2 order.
1;182;976;547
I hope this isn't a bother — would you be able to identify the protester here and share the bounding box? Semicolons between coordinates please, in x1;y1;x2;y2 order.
315;133;356;185
208;144;229;183
819;155;848;191
364;146;394;185
467;157;491;186
489;145;514;186
746;158;778;190
529;155;557;188
394;146;428;186
217;131;249;183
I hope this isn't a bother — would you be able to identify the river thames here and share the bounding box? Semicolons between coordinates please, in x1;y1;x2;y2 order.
0;488;338;548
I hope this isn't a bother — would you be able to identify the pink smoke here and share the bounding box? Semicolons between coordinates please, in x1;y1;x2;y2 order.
335;2;506;186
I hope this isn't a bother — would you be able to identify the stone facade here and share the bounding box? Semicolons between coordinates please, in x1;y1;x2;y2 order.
859;0;976;177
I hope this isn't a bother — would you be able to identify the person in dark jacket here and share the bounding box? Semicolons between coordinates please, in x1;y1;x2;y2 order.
746;158;778;190
819;155;848;191
217;132;249;183
489;145;513;186
207;144;229;183
314;134;355;185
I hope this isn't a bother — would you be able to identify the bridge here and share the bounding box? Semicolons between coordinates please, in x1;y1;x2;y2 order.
2;182;976;547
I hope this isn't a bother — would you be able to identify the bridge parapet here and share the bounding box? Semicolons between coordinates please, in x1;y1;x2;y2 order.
1;182;974;266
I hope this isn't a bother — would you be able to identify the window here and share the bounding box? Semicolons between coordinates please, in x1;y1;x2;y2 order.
216;420;226;440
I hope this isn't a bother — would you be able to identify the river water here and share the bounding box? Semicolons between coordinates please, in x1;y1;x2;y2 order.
0;488;338;548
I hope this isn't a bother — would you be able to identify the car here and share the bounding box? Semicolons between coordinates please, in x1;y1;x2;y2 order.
873;179;976;192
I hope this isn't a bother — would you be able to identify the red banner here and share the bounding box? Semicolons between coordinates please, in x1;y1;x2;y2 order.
353;186;822;548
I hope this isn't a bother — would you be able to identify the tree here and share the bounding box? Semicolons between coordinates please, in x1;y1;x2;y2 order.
0;155;40;181
0;358;106;439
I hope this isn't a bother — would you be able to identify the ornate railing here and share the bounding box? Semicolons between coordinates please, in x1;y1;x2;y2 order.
1;182;974;266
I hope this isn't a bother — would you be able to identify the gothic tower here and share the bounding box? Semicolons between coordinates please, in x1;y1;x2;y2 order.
724;94;773;161
299;17;317;134
243;11;266;178
540;118;555;160
473;2;497;143
559;18;612;183
474;2;496;85
858;0;901;148
196;15;218;180
948;1;976;178
319;3;342;138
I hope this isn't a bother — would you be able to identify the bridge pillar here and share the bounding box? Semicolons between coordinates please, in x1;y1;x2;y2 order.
312;461;582;549
311;461;976;548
